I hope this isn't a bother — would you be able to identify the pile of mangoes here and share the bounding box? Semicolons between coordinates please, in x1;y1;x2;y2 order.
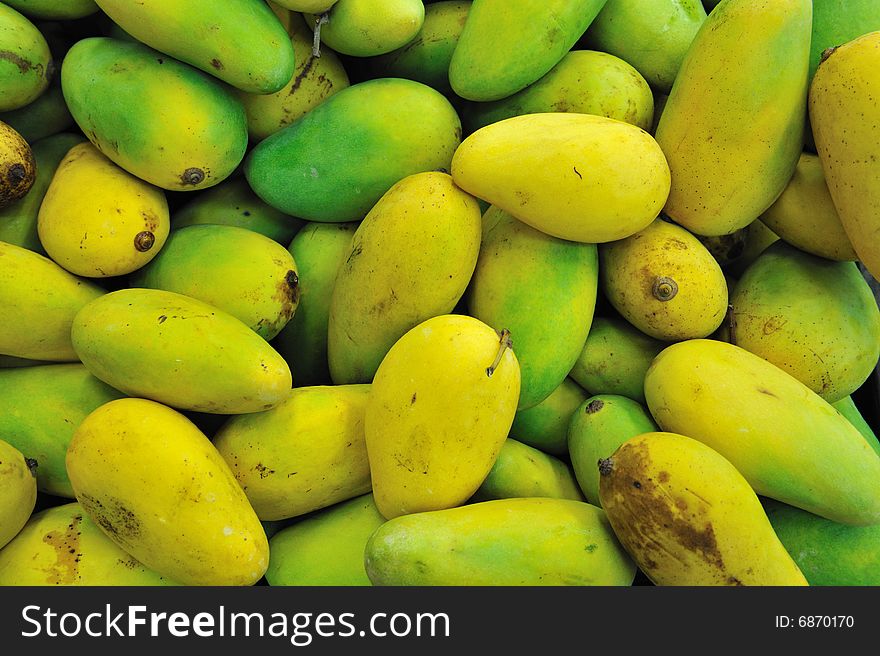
1;0;880;588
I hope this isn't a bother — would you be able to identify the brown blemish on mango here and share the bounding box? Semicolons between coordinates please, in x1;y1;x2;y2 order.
78;493;141;549
41;514;83;585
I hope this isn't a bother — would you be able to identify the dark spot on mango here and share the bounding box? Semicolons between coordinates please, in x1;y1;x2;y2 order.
42;513;83;585
411;392;417;404
79;494;141;548
585;399;604;414
180;168;205;186
0;50;33;74
211;58;224;70
757;387;778;398
25;458;38;477
134;231;155;252
6;163;26;187
158;315;167;324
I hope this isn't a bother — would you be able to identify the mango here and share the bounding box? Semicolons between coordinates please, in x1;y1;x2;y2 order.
730;241;880;402
0;241;104;361
67;398;268;586
0;4;52;112
599;432;808;586
130;225;300;341
0;438;36;549
307;0;424;57
467;205;598;409
213;385;371;521
0;119;34;207
0;364;124;497
451;113;670;243
2;1;99;20
471;439;584;503
644;339;880;525
809;0;880;81
724;218;779;278
365;497;636;585
448;0;608;102
328;172;481;384
276;1;338;12
583;0;706;93
833;396;880;458
810;31;880;281
509;377;587;456
61;37;248;191
70;288;292;414
461;50;654;135
94;0;294;94
568;316;666;403
365;314;520;519
0;502;173;586
0;132;83;252
599;218;728;341
0;80;73;143
764;499;880;586
265;494;384;586
568;394;658;506
246;78;461;222
655;0;811;236
171;176;303;245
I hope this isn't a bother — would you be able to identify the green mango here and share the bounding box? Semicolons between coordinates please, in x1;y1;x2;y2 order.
213;385;372;520
70;288;292;414
471;438;584;503
568;316;666;403
364;497;636;585
461;50;654;134
2;1;99;20
467;206;598;410
171;176;303;245
832;395;880;458
448;0;608;101
0;81;73;143
245;77;462;222
508;377;587;456
307;0;425;57
763;499;880;586
730;241;880;403
0;364;124;497
94;0;294;94
328;172;481;384
0;132;83;253
0;502;174;586
266;494;384;586
810;0;880;81
567;394;658;506
130;225;300;341
0;3;52;111
61;37;248;191
368;0;470;96
273;222;357;387
583;0;706;94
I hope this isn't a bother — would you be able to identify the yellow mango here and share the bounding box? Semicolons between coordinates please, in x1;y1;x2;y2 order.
66;398;269;586
38;142;170;278
451;113;670;243
0;438;36;549
365;314;520;519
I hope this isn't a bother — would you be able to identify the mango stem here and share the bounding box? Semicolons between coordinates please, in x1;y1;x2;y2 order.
486;329;512;378
313;13;329;58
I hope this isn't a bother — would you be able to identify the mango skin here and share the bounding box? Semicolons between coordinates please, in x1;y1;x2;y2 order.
0;132;83;253
0;119;34;207
365;314;520;519
0;241;105;361
599;218;728;341
67;398;269;586
328;172;481;384
448;0;608;102
471;438;584;503
0;4;52;111
0;502;174;586
307;0;425;57
365;497;635;586
0;81;74;143
213;385;372;521
730;241;880;403
273;222;357;386
655;0;811;236
461;50;654;135
70;288;292;414
130;224;300;341
0;438;36;549
833;395;880;458
509;377;587;456
599;432;808;586
467;205;598;409
2;1;99;20
569;316;666;403
94;0;294;94
451;113;670;244
266;494;384;586
764;499;880;586
245;77;461;223
810;31;880;281
0;364;125;497
568;394;658;507
62;37;248;192
644;339;880;526
172;176;303;245
276;1;338;12
809;0;880;81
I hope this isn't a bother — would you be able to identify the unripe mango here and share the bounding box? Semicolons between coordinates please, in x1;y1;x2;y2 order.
307;0;424;57
833;396;880;458
0;4;52;111
509;377;587;456
0;81;73;143
0;438;36;549
2;1;99;20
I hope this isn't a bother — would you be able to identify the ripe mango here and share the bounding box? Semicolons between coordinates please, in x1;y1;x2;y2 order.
307;0;424;57
0;438;36;549
509;377;587;456
364;497;636;585
644;340;880;525
0;119;34;207
70;288;292;414
0;3;52;111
